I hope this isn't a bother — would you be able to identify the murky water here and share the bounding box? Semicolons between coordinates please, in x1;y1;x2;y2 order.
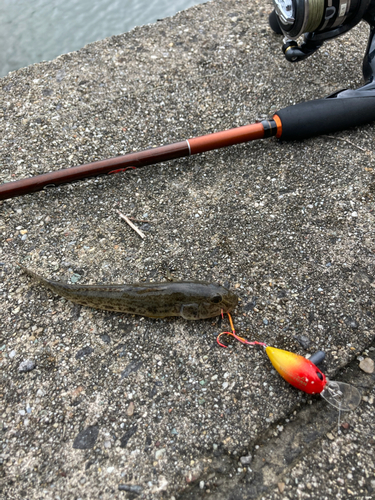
0;0;208;77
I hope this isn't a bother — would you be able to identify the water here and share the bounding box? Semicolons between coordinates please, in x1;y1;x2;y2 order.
0;0;208;77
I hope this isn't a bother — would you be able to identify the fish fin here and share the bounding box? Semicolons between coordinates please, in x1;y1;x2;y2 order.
180;303;199;320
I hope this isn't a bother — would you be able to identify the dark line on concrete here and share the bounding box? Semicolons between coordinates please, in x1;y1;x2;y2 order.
176;337;375;500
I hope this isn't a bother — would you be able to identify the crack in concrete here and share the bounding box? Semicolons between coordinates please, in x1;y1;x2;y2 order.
177;339;375;499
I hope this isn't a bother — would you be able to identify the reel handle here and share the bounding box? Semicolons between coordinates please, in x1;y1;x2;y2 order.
274;93;375;140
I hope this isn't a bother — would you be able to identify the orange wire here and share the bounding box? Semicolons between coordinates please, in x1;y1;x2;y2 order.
217;312;267;348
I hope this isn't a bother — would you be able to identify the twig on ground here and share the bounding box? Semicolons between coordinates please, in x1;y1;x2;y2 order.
117;210;145;239
325;135;368;153
127;216;152;223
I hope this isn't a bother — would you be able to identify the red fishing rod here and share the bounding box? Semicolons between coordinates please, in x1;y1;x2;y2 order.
2;1;375;201
0;89;374;202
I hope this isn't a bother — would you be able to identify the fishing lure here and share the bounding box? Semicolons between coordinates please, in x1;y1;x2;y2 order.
218;314;361;411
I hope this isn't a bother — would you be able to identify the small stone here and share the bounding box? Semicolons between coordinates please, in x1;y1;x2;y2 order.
278;482;285;493
18;359;36;372
294;335;311;349
119;425;137;448
199;481;205;489
104;441;111;449
326;432;335;440
351;211;358;217
70;273;82;283
126;401;135;416
73;426;99;449
118;484;143;495
107;466;114;473
9;350;16;359
75;346;94;359
121;361;143;379
263;318;269;325
155;448;166;460
240;454;252;465
100;334;111;344
359;357;374;374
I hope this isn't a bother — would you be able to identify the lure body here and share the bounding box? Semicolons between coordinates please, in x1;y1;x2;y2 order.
266;346;327;394
19;264;238;320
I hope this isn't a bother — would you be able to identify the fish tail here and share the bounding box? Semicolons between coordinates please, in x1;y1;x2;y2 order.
17;262;53;287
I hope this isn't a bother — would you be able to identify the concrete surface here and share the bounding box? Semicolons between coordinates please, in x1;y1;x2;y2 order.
1;0;374;499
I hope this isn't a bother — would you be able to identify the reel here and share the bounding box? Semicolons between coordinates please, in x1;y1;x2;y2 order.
270;0;375;84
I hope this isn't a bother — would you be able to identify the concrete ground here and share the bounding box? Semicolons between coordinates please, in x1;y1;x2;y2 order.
1;0;374;498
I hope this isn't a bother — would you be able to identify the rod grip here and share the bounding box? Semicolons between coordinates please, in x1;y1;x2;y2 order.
274;96;375;140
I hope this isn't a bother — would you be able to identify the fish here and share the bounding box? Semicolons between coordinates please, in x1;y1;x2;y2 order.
18;264;238;320
265;346;327;395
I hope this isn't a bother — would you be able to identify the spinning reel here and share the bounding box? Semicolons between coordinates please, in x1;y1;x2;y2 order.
270;0;375;86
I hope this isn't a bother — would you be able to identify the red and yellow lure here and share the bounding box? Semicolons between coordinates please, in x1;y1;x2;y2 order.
218;313;361;411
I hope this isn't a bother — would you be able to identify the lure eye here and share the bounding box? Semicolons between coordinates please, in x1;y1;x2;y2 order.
211;295;222;304
316;372;323;380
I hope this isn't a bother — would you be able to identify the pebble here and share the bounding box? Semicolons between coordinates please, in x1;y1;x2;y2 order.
359;357;374;374
9;350;16;359
18;359;36;372
100;334;111;344
72;425;99;449
126;401;135;416
70;273;82;283
294;335;311;349
278;482;285;493
75;346;94;359
118;484;143;495
240;454;252;465
155;448;166;460
121;361;143;379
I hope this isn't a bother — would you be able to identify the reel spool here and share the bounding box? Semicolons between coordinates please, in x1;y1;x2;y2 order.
270;0;375;69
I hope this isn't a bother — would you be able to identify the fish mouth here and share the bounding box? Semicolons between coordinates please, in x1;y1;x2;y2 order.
220;293;239;313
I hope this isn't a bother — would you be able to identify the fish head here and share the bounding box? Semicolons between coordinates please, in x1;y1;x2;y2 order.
196;284;238;319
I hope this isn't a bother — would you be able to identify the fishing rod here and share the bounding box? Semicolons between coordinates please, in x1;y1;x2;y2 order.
1;0;375;201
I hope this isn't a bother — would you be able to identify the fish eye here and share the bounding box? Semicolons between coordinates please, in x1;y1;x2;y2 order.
210;295;222;304
316;372;323;380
